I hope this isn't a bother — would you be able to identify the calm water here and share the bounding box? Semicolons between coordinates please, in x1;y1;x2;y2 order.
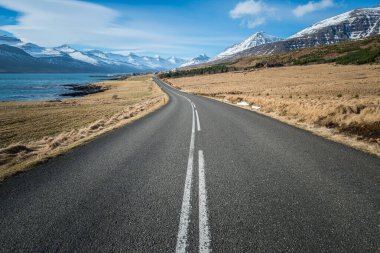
0;73;113;101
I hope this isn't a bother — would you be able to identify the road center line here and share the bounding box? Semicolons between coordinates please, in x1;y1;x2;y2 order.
198;150;211;253
175;99;196;253
195;109;201;131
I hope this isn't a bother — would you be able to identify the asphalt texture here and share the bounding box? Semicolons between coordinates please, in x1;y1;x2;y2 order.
0;77;379;252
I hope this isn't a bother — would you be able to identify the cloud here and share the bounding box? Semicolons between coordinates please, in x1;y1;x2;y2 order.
0;0;158;47
247;17;266;28
293;0;334;17
0;0;220;57
0;0;256;57
229;0;273;28
230;0;264;18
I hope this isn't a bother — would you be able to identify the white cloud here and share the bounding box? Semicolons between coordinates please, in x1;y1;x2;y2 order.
0;0;256;57
247;17;266;28
0;0;227;57
293;0;334;17
230;0;264;19
0;0;158;47
229;0;273;28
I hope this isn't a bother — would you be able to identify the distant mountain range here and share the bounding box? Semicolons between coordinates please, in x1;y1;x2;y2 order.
209;5;380;64
0;32;209;73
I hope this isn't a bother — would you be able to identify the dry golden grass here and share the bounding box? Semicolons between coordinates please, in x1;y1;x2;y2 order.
167;64;380;156
0;75;168;180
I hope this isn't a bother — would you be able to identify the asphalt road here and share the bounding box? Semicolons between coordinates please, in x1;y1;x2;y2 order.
0;77;379;252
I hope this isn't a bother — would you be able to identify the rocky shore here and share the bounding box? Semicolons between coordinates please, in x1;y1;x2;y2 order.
61;84;107;97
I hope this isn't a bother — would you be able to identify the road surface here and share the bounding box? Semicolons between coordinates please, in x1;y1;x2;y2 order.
0;77;379;252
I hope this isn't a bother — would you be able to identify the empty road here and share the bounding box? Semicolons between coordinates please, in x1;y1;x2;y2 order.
0;77;379;252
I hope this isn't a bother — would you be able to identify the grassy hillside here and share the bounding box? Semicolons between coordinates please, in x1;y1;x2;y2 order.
160;35;380;79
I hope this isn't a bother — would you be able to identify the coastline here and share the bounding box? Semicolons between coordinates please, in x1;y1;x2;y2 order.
0;75;168;181
0;73;115;102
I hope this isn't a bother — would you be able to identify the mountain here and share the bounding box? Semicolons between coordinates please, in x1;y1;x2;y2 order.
0;30;192;73
180;54;210;67
214;32;282;60
0;31;22;46
167;56;187;66
19;43;64;58
0;44;127;73
288;6;380;41
211;6;380;63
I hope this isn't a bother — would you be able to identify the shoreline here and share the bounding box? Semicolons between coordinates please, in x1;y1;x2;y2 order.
0;75;168;181
60;83;108;97
0;73;138;102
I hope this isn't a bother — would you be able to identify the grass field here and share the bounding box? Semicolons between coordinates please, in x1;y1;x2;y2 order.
0;75;167;180
166;64;380;156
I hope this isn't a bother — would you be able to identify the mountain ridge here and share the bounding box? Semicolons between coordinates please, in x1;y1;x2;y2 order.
207;6;380;65
0;32;202;73
214;32;282;60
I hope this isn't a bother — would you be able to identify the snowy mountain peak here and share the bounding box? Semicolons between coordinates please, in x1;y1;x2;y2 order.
289;6;380;39
54;44;76;53
167;56;186;65
180;54;210;68
214;32;282;60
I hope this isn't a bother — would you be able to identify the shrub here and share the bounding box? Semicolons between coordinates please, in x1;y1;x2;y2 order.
335;48;380;65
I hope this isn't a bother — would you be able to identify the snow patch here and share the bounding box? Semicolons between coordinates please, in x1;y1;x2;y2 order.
237;101;249;106
69;51;98;65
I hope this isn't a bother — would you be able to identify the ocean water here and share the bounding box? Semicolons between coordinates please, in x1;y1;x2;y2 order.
0;73;112;101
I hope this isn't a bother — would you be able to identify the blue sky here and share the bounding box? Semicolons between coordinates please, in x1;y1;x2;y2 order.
0;0;378;58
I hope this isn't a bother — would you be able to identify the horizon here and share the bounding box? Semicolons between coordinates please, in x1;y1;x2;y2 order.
0;0;379;59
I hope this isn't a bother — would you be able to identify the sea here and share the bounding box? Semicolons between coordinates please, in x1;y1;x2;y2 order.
0;73;116;101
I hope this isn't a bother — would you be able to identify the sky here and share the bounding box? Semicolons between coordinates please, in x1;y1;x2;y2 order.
0;0;378;59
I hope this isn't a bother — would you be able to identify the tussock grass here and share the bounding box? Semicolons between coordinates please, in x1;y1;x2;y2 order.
167;64;380;156
0;75;168;180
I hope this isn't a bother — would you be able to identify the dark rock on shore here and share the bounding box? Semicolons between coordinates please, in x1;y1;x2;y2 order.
60;84;107;97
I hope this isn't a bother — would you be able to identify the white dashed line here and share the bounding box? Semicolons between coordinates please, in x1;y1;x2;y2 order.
156;77;211;253
198;150;211;253
195;110;201;131
175;98;196;253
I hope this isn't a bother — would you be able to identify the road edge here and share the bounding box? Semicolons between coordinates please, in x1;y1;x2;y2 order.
159;78;380;158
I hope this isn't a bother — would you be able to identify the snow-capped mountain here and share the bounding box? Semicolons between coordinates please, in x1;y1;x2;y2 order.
167;56;187;66
0;30;193;72
180;54;210;67
53;45;98;65
214;32;282;60
210;6;380;63
19;43;64;58
289;6;380;40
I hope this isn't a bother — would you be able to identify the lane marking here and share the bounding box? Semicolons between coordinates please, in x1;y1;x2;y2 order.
156;77;210;252
195;110;201;132
175;100;196;253
198;150;211;253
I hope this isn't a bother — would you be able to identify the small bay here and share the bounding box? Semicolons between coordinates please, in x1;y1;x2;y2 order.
0;73;112;101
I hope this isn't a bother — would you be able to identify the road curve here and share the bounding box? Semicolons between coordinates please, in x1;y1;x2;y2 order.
0;77;379;252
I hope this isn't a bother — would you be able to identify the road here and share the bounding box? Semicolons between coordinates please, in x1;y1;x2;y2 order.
0;77;379;252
